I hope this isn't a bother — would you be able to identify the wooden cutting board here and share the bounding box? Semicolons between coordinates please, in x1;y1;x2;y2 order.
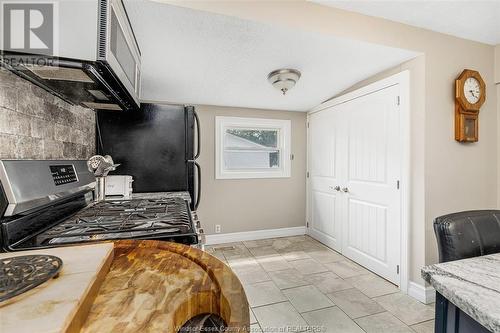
81;240;250;333
0;243;114;333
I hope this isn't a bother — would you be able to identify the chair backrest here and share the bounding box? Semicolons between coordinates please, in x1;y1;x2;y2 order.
434;210;500;263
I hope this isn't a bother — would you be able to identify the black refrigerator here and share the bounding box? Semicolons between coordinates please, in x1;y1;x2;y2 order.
96;103;201;210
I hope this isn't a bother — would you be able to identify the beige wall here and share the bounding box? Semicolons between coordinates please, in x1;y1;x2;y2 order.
496;45;500;206
498;84;500;207
495;45;500;83
168;1;498;287
196;105;307;235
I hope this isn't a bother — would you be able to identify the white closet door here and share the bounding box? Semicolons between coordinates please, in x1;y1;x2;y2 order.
308;109;342;252
308;83;402;285
341;84;401;285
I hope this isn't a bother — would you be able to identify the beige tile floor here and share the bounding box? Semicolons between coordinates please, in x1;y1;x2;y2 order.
206;235;435;333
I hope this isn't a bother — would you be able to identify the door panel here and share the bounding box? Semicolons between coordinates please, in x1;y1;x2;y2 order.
309;110;336;178
347;199;387;263
341;85;401;285
308;110;341;251
347;102;388;184
312;192;336;236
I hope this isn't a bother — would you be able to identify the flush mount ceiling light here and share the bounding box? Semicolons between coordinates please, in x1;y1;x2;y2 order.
267;68;301;95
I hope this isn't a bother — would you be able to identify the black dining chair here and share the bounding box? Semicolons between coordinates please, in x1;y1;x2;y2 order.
434;210;500;263
432;210;500;333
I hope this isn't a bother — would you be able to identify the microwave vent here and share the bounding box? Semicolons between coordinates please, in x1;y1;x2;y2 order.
82;102;122;111
97;0;108;60
88;89;110;101
27;66;94;83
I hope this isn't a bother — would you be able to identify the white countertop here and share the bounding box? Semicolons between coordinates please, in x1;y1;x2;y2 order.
0;243;114;333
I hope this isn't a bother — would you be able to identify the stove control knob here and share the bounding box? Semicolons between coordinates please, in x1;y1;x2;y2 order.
198;228;204;234
196;221;201;229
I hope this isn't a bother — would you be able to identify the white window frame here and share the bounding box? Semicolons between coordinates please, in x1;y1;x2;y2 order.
215;116;292;179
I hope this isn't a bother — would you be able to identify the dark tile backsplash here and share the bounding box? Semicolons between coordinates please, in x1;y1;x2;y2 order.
0;68;95;159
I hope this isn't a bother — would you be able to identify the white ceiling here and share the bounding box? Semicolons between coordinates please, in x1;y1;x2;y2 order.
124;1;417;111
312;0;500;45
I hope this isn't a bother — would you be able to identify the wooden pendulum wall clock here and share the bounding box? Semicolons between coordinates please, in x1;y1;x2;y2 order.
455;69;486;142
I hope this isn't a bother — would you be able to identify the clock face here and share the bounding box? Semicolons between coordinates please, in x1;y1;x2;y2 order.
463;77;481;104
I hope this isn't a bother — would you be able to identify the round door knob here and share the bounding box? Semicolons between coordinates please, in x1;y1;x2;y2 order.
342;187;349;193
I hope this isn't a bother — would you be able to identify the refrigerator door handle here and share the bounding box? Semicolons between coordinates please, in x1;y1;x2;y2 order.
193;110;201;160
193;161;201;210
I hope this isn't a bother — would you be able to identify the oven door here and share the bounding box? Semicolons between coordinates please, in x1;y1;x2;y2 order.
101;0;141;107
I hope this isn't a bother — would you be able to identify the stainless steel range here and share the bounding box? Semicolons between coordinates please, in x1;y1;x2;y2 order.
0;160;202;251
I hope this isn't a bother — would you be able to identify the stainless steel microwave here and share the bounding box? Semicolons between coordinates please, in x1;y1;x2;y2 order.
0;0;141;111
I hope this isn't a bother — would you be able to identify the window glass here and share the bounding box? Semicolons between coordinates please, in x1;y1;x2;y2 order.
225;129;278;148
223;129;280;170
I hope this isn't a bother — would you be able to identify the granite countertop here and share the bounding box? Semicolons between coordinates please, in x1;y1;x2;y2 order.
421;254;500;332
125;191;191;202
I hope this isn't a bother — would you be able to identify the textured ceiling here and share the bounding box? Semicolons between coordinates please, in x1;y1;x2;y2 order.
312;0;500;45
124;1;417;111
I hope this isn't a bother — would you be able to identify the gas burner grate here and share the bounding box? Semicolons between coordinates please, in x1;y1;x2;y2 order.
0;255;62;302
36;197;194;245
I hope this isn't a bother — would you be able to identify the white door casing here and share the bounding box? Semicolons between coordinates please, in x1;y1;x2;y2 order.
307;71;409;289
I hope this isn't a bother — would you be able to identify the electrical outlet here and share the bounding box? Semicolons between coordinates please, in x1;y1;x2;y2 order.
215;225;221;233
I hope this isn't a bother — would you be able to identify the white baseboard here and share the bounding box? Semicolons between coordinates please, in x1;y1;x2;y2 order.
408;281;435;304
205;226;306;245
